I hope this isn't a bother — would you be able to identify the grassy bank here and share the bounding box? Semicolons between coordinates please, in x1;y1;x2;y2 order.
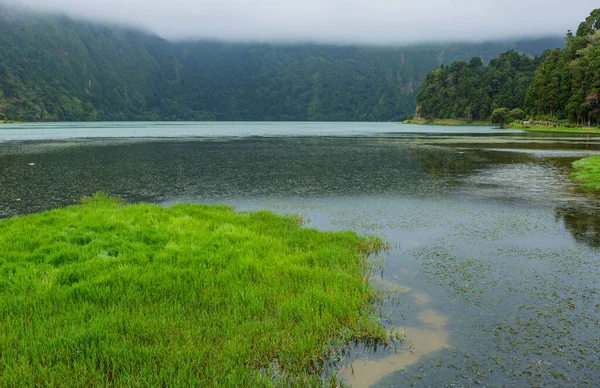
509;122;600;134
572;156;600;190
0;194;388;386
402;118;491;126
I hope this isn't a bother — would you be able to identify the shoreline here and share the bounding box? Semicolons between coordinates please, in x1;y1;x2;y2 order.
402;119;600;134
402;119;492;126
509;122;600;134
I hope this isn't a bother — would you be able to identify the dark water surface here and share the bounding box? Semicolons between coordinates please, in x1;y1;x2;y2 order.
2;122;600;386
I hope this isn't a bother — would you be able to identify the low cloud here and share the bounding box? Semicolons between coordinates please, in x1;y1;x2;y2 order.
2;0;597;43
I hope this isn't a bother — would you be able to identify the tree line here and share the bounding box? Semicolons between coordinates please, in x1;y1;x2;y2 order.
0;4;561;122
415;8;600;127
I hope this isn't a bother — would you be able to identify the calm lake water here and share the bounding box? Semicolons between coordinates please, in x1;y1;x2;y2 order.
2;122;600;386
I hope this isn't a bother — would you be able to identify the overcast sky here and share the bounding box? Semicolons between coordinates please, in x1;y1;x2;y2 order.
2;0;598;44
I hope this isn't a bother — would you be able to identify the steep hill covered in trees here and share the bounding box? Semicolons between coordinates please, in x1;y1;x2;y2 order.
0;4;563;122
415;50;543;121
415;8;600;127
525;9;600;126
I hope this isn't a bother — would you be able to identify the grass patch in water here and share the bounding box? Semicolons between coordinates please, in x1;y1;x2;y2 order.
572;155;600;190
0;194;388;386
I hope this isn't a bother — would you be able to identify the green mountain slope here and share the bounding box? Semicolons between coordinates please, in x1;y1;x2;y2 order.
415;50;544;121
0;4;564;122
525;9;600;125
415;8;600;127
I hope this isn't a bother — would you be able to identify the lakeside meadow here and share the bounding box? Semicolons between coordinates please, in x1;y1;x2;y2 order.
0;194;390;386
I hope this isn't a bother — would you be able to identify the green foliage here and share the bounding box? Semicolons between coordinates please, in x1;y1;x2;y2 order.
0;194;389;385
525;9;600;126
416;8;600;128
0;4;562;122
490;107;512;128
572;155;600;189
510;108;526;120
415;50;544;122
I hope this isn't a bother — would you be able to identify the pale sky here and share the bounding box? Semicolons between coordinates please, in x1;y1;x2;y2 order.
2;0;597;43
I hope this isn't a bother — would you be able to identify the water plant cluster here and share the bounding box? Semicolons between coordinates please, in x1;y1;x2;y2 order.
0;194;389;385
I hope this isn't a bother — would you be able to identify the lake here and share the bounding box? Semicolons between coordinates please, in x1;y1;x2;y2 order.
2;122;600;386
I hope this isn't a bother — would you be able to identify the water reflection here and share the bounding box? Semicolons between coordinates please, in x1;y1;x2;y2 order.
556;206;600;248
341;291;450;388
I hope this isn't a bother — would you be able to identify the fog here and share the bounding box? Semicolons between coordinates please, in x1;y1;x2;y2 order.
2;0;597;43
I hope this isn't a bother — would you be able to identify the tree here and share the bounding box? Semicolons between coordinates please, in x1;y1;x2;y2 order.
490;107;512;128
585;92;600;126
510;108;526;120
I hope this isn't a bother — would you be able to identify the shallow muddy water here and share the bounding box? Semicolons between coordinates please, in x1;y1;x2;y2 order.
2;122;600;386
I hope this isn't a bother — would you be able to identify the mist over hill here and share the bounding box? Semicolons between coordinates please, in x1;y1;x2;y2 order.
0;4;564;122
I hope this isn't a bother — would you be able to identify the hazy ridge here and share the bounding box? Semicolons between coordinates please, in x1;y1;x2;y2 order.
0;4;564;122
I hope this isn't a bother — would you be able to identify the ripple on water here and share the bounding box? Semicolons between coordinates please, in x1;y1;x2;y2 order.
459;163;590;206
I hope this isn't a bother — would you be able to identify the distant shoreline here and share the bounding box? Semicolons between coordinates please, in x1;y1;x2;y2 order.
402;118;600;133
402;118;492;126
508;122;600;134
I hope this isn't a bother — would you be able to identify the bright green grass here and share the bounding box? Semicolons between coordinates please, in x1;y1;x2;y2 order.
0;194;388;386
572;156;600;190
509;122;600;134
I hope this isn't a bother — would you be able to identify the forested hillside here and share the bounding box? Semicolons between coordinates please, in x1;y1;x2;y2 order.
415;51;543;121
415;8;600;127
525;9;600;126
0;4;563;122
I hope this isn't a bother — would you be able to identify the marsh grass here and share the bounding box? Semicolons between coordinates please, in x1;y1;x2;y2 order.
0;194;388;386
572;156;600;190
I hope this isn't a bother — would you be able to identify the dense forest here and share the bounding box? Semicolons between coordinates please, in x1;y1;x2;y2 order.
0;4;562;122
415;51;543;121
416;8;600;126
525;9;600;125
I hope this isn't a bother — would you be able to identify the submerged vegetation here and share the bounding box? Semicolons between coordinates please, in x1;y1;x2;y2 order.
572;155;600;189
0;194;389;385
